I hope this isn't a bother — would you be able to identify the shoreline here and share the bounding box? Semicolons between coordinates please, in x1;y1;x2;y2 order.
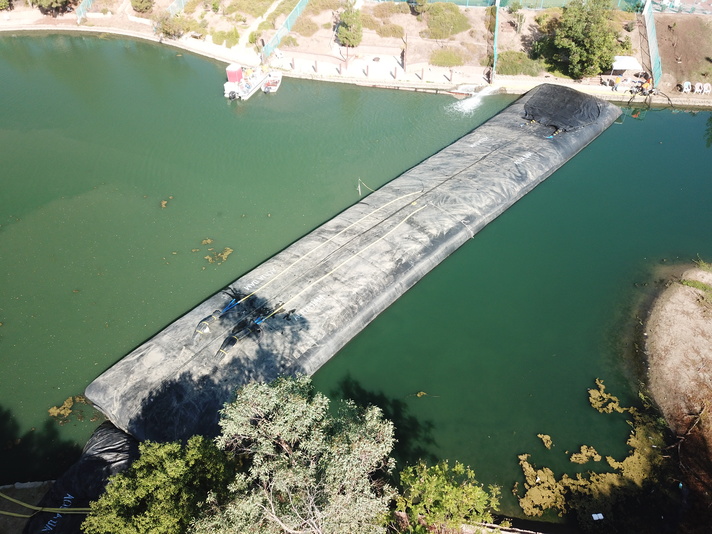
2;16;712;110
644;264;712;527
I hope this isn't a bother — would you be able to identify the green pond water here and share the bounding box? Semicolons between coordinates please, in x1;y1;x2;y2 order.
1;33;711;519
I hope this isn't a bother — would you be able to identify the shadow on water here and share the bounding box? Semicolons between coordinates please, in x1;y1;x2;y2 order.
0;405;82;485
329;375;437;468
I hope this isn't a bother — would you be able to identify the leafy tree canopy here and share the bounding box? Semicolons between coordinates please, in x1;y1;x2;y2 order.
337;4;363;47
130;0;154;14
395;460;501;533
81;436;235;534
192;375;396;534
33;0;71;13
153;12;195;39
552;0;619;78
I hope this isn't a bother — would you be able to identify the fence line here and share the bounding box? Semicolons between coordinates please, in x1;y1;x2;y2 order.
642;0;663;87
492;0;500;81
168;0;188;16
262;0;310;61
75;0;95;22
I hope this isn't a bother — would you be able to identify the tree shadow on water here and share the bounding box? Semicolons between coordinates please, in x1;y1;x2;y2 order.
330;375;437;468
128;295;313;443
0;405;82;485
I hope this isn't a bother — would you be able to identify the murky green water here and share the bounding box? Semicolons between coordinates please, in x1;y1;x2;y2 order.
1;33;711;518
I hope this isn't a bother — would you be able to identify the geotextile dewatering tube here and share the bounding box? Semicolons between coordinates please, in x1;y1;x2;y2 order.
85;84;621;443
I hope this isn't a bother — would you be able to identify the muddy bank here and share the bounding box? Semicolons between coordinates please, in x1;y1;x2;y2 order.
644;263;712;530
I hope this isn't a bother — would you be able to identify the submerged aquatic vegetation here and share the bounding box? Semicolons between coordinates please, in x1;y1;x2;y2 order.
515;379;678;532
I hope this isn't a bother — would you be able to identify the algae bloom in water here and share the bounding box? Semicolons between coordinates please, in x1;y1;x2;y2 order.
515;379;678;532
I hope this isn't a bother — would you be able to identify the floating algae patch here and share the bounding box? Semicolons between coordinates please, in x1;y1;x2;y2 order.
515;380;679;532
569;445;601;464
537;434;553;449
588;377;627;414
204;247;234;264
49;395;105;425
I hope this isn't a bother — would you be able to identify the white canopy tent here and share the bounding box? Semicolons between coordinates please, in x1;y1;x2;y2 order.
611;56;644;73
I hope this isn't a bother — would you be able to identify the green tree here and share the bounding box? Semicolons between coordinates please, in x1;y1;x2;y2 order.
130;0;153;13
153;11;192;39
33;0;71;14
0;0;11;12
337;4;363;47
395;460;501;533
192;375;396;534
552;0;619;78
81;436;235;534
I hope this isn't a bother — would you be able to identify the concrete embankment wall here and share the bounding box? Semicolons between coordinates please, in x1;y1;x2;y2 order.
85;84;621;442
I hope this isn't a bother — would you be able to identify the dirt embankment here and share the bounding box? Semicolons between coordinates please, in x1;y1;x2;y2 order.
645;265;712;530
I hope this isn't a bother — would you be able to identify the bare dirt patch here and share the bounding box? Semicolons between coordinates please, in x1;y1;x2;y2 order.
645;266;712;530
655;14;712;92
285;5;538;69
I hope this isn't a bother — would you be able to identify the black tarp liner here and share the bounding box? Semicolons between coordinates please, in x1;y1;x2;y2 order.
85;84;621;444
23;422;139;534
523;84;602;132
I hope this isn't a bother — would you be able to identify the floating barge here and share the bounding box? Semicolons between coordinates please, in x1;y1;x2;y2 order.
223;63;269;100
85;85;621;443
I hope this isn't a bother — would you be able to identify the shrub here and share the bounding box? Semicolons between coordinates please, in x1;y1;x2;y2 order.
485;5;496;34
154;12;192;38
422;2;470;39
212;30;227;45
619;35;632;53
212;28;239;47
496;50;545;76
373;1;409;18
412;0;428;15
534;8;561;33
396;460;500;533
376;23;404;39
210;0;219;12
131;0;153;13
267;0;300;24
281;35;298;47
183;0;201;14
430;47;465;67
227;0;271;17
293;16;319;37
0;0;11;9
361;12;379;30
305;0;341;15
